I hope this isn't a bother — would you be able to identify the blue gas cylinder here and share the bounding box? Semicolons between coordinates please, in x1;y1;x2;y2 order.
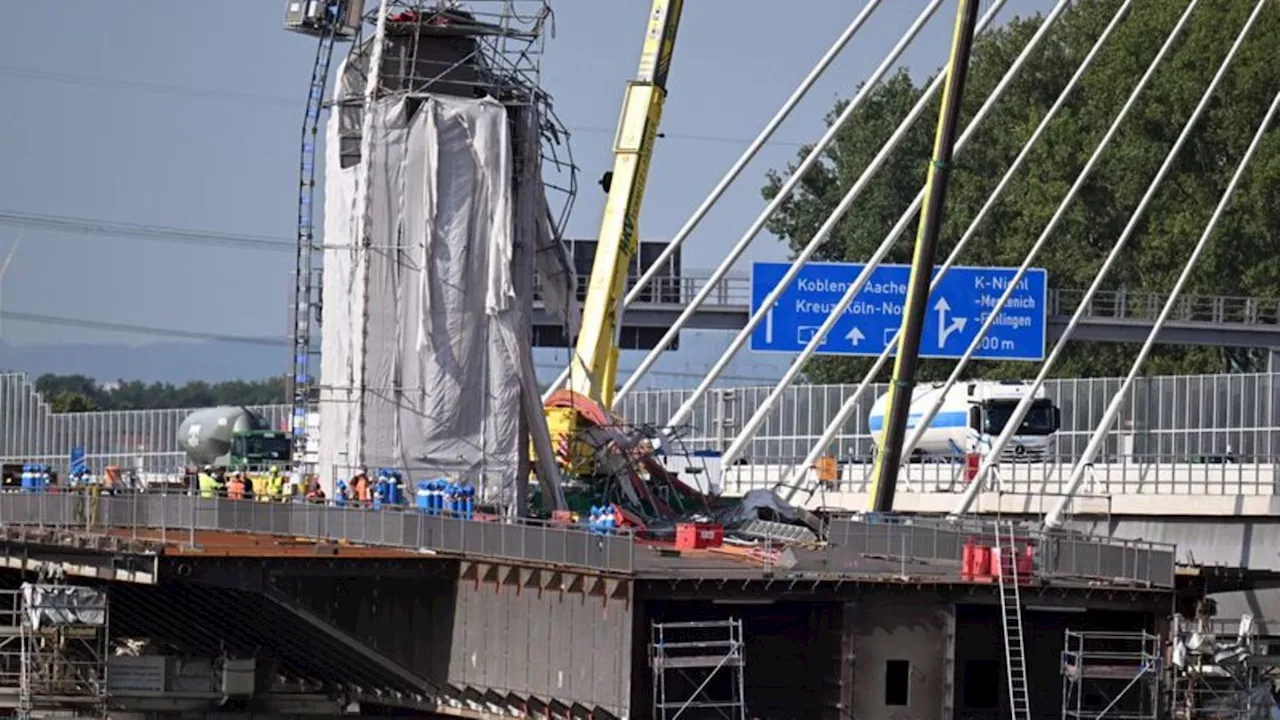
602;505;617;534
415;480;430;512
442;482;455;517
588;505;601;534
387;474;402;506
461;483;475;520
20;465;32;492
429;479;444;516
38;465;50;492
334;480;349;507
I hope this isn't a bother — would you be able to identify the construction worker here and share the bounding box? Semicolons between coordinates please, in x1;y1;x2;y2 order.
352;472;370;507
198;466;218;499
227;473;245;500
267;466;284;501
305;477;326;503
251;470;269;502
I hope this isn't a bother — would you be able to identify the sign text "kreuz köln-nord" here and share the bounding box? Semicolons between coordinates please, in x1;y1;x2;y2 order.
749;262;1048;361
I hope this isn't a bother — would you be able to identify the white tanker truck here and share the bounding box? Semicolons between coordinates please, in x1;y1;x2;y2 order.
176;406;292;471
868;380;1060;462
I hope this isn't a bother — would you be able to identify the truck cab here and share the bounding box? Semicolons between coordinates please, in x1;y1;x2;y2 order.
869;380;1061;463
228;430;293;472
963;381;1060;461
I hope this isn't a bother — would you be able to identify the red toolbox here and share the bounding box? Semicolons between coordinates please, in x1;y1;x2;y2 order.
675;523;724;550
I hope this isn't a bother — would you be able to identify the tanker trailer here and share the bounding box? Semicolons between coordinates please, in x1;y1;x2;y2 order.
868;380;1060;462
177;406;292;471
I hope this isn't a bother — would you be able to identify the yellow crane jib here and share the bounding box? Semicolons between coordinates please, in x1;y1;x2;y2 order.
567;0;683;407
544;0;683;478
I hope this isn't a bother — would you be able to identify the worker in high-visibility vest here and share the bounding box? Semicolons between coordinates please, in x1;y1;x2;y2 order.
227;473;246;500
198;466;218;499
251;472;268;502
267;466;284;501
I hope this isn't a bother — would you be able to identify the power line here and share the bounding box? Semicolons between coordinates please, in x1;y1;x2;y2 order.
0;210;293;252
0;63;809;149
0;310;781;384
0;310;287;346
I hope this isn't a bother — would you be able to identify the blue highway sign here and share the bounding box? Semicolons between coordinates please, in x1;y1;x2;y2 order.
749;262;1048;361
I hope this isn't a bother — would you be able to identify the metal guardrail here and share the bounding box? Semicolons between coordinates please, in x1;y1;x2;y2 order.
0;492;1178;588
536;270;1280;326
716;454;1280;498
0;493;637;575
826;516;1176;588
8;450;1280;502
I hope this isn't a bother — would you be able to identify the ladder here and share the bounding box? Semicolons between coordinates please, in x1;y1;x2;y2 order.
996;523;1031;720
290;3;347;464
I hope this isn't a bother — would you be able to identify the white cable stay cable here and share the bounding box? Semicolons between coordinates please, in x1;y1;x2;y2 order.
540;0;889;403
718;0;1072;473
1044;92;1280;530
775;0;1132;500
897;0;1242;471
607;0;956;408
636;0;1013;425
951;0;1259;521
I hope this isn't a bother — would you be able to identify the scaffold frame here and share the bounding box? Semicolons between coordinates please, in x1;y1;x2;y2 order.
1061;629;1161;720
16;582;109;719
650;618;747;720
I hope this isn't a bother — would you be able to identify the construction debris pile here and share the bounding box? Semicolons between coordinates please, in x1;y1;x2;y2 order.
546;420;822;558
1172;601;1280;719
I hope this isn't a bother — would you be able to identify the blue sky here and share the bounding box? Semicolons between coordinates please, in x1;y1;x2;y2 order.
0;0;1055;386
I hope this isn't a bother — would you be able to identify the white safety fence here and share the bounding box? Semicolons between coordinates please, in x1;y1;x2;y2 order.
4;371;1280;495
710;456;1280;498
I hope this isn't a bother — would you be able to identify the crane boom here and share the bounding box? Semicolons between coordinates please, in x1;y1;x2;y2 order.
567;0;683;405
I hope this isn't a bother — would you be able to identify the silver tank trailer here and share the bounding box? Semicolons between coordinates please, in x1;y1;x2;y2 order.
177;407;266;467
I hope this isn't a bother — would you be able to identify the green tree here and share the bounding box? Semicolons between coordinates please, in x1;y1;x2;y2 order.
763;0;1280;383
33;374;288;412
49;391;98;414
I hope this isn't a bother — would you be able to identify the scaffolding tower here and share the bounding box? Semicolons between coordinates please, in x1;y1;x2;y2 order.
14;583;110;719
1170;606;1280;719
650;619;747;720
1061;630;1161;720
285;0;577;473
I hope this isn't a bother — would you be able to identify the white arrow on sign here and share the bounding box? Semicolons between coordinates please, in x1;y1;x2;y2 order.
846;326;865;347
934;297;968;347
765;307;774;344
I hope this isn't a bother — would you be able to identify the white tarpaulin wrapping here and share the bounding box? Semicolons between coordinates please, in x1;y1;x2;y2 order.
22;583;107;630
318;89;576;500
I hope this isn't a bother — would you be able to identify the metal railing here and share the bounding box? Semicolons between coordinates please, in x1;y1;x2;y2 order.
6;371;1280;472
826;515;1176;588
0;490;1178;587
715;453;1280;498
0;492;637;575
8;449;1280;502
535;269;1280;326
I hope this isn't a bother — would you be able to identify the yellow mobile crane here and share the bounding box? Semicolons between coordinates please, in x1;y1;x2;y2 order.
543;0;684;476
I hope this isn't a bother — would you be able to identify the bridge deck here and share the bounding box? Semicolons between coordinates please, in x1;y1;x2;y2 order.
0;491;1176;589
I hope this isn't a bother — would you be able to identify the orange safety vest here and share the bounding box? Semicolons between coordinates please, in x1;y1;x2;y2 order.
227;478;245;500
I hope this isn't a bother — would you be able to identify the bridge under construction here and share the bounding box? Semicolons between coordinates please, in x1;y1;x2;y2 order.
5;0;1280;718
